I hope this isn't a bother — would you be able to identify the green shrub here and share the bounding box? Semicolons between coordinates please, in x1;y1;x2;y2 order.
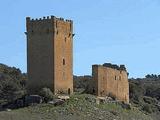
39;88;54;102
0;64;27;105
142;104;152;113
143;103;158;113
143;96;157;104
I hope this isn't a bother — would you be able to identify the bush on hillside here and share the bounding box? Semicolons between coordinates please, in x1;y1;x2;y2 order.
129;80;145;104
143;96;158;105
39;88;54;102
0;64;27;105
142;104;152;113
142;103;157;114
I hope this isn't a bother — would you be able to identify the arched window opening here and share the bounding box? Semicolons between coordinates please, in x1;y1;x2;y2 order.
63;59;65;65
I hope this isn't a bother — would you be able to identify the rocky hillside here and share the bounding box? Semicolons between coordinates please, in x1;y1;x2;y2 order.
74;75;160;120
0;64;160;120
0;94;153;120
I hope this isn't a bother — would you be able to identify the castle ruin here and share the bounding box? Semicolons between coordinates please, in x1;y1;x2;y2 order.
25;15;129;103
26;16;73;95
92;63;129;103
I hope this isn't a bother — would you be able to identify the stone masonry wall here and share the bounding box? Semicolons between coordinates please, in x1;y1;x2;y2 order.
92;64;129;103
26;16;73;94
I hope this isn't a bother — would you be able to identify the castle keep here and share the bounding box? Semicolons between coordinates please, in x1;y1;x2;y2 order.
26;16;73;94
92;63;129;103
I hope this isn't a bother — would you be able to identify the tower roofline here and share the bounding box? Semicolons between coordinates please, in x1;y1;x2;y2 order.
92;63;127;71
26;16;73;23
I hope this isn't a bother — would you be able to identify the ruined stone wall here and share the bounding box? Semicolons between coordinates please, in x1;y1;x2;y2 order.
92;64;129;103
26;16;73;94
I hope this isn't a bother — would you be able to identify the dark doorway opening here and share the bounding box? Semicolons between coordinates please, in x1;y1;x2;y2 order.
68;88;71;95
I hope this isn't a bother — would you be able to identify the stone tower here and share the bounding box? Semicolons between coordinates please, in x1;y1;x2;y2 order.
26;16;73;95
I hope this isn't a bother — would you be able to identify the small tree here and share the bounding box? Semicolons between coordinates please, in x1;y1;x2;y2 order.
142;104;152;113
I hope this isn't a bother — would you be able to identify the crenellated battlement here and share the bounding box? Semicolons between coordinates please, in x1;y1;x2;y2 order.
26;16;73;23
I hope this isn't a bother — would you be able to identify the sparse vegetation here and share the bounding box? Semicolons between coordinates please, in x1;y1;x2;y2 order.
0;64;27;106
1;64;160;120
39;88;54;102
0;94;153;120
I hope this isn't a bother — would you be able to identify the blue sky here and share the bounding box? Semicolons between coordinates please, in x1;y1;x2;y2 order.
0;0;160;78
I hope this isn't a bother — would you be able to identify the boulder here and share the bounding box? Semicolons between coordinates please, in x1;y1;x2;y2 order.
48;99;65;106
